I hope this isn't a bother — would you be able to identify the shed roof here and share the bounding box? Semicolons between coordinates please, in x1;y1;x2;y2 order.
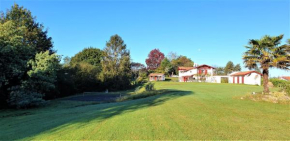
281;76;290;81
231;71;262;76
149;73;164;76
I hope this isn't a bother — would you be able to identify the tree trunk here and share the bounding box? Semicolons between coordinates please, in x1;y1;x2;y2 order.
262;69;270;94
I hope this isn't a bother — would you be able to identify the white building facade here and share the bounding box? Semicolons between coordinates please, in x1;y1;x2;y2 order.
178;65;262;85
229;71;262;85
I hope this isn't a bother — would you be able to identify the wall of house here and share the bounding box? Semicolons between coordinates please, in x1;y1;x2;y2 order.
229;76;243;84
229;73;261;85
211;76;229;83
179;69;197;77
197;67;214;75
244;73;261;85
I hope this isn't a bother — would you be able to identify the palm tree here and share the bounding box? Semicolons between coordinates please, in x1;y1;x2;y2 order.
243;35;290;94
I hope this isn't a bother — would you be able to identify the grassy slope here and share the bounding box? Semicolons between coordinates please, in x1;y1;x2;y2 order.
0;82;289;140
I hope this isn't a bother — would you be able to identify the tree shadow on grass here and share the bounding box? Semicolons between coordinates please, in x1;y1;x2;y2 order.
0;89;193;140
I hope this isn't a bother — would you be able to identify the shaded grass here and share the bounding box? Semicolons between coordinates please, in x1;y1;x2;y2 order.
0;82;289;140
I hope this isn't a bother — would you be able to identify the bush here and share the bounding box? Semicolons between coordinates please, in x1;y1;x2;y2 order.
7;86;46;109
270;78;290;95
145;83;155;91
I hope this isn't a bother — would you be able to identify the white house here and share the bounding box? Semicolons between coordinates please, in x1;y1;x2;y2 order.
149;73;165;81
178;65;262;85
229;71;262;85
178;64;215;82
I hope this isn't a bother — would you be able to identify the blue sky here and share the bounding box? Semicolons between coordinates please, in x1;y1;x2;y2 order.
1;0;289;77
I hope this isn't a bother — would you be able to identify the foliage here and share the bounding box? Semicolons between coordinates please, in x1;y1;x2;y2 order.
269;78;290;95
233;64;241;71
0;20;34;108
0;3;53;53
72;62;101;92
224;61;234;74
145;82;155;91
156;58;174;76
55;66;77;97
25;51;61;99
0;4;55;108
70;47;103;67
215;67;225;75
62;56;71;67
136;69;149;84
101;34;132;90
7;86;46;109
171;55;194;75
131;62;146;80
243;34;290;93
145;49;165;70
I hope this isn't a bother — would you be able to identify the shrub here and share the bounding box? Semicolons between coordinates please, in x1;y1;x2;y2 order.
270;78;290;95
7;86;46;109
145;83;155;91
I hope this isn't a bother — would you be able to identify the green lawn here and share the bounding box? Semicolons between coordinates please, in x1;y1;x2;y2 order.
1;82;289;140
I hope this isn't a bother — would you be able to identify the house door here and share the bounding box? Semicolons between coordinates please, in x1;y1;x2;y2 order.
155;76;157;81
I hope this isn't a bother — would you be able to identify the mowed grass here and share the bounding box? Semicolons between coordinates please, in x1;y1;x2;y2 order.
0;82;289;140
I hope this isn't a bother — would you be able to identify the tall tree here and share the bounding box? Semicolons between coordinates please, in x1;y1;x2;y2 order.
70;47;103;67
0;20;33;108
0;3;53;53
233;64;241;71
157;57;174;75
224;61;234;74
146;49;165;70
243;34;290;93
171;55;194;74
101;34;132;90
131;62;146;81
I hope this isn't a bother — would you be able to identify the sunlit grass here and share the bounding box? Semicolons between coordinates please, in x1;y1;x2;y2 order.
0;82;289;140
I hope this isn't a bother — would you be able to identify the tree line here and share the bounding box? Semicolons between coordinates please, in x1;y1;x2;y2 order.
0;4;132;109
215;61;242;75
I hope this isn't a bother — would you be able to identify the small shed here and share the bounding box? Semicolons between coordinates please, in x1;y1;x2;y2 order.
229;71;262;85
149;73;165;81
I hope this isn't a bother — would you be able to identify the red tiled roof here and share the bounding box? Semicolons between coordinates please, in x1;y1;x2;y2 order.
281;76;290;81
149;73;164;76
178;64;215;71
231;71;262;76
196;64;216;69
178;67;194;71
